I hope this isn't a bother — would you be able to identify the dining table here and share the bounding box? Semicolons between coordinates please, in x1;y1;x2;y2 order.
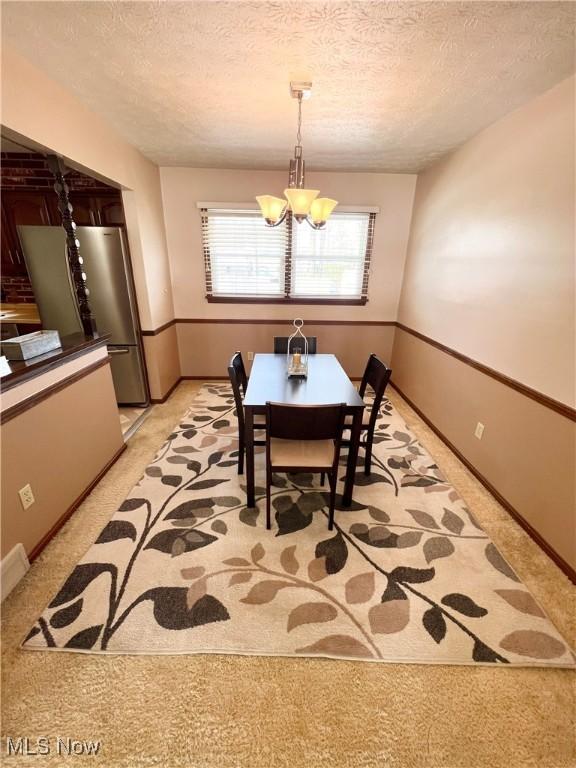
243;353;365;508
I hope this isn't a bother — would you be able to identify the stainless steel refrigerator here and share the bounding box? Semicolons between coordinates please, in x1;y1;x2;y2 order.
18;225;149;405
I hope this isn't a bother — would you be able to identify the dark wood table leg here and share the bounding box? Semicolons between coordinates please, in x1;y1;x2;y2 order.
245;406;255;507
343;409;363;507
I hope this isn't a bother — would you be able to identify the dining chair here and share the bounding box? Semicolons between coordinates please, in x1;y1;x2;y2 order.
343;353;392;476
229;349;249;396
228;352;265;474
265;402;346;531
273;336;318;354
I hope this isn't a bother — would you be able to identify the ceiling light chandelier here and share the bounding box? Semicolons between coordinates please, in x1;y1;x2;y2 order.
256;82;338;229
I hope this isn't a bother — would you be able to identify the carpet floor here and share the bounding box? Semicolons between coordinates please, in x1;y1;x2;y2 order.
2;382;574;766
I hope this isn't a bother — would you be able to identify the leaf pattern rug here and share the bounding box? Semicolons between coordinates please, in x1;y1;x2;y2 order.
23;384;575;667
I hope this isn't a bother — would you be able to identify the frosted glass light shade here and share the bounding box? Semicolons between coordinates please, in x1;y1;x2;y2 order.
284;188;319;219
310;197;338;225
256;195;287;224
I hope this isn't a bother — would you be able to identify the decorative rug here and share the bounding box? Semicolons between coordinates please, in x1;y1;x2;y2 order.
23;384;574;667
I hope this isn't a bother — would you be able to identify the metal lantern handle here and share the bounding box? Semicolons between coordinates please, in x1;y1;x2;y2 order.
286;318;309;377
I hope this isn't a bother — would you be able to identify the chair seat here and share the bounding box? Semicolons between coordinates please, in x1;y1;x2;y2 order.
270;438;334;468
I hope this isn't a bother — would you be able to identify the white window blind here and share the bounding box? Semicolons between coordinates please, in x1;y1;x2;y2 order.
291;212;372;299
202;208;289;297
200;207;375;303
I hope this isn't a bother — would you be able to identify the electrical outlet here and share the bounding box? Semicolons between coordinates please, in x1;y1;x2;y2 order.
474;422;485;440
19;484;35;510
247;351;254;361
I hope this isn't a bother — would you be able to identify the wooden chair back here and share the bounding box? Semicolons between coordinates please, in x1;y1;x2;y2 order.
230;351;248;395
266;402;346;470
228;351;247;433
273;336;318;354
359;354;392;432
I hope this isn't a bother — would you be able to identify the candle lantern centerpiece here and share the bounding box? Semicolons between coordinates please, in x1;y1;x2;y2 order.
286;318;308;378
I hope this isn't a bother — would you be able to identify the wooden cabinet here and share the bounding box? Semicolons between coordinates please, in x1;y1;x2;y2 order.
67;194;125;227
1;190;125;279
97;196;125;226
1;191;53;276
67;194;97;226
2;191;53;227
1;204;20;276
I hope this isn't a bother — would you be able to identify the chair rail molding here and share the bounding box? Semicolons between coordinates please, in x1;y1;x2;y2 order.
141;318;576;421
395;323;575;421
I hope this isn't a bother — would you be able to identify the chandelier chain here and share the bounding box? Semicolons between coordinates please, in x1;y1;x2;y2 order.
297;93;302;146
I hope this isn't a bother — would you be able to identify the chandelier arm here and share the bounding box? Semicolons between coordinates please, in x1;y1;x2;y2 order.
305;216;326;230
263;207;289;228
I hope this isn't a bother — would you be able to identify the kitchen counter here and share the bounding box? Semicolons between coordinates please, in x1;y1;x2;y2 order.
0;302;41;325
1;333;110;393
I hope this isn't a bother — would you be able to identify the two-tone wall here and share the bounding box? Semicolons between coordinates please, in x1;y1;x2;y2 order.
157;168;416;380
392;76;575;576
1;347;124;559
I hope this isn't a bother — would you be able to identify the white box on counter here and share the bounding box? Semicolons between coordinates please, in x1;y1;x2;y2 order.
1;330;62;361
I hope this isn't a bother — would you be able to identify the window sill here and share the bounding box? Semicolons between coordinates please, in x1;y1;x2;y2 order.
206;296;368;306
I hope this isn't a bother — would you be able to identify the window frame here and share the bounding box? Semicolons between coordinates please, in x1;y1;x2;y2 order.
199;204;377;305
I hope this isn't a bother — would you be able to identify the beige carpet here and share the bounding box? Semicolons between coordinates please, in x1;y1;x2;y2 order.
22;384;574;667
2;382;574;766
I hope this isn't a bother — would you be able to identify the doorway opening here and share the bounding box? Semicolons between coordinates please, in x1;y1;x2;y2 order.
1;134;151;431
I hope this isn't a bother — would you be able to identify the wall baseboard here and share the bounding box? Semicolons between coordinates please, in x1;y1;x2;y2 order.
390;381;576;585
1;543;30;601
150;375;233;404
27;443;127;563
149;376;183;404
153;374;361;404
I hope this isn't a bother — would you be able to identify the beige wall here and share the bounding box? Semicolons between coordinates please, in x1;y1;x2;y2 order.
1;362;124;558
177;322;395;379
1;46;181;398
1;45;174;332
397;76;575;407
160;167;415;379
160;167;416;322
393;330;575;571
142;325;182;400
393;76;576;573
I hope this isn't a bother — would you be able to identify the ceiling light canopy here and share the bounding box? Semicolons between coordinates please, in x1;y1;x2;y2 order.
256;82;337;229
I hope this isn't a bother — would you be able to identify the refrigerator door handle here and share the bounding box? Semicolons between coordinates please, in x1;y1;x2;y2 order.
108;347;130;355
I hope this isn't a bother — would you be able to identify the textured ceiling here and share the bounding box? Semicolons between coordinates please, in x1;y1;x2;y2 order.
2;1;575;172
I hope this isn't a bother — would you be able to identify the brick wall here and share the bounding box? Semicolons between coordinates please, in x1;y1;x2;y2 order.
1;152;112;192
2;275;36;303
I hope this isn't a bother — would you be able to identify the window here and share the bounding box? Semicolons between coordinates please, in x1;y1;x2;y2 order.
202;208;288;299
200;206;375;304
